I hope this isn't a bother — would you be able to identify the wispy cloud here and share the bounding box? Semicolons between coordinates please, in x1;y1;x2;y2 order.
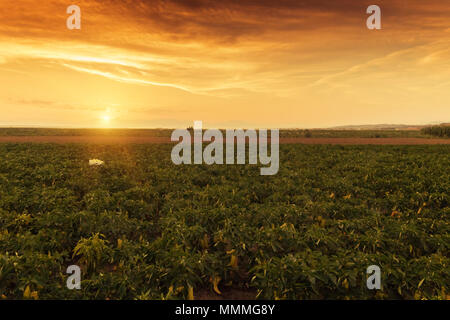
61;63;194;93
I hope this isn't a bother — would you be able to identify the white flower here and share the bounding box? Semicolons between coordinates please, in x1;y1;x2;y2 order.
89;159;104;166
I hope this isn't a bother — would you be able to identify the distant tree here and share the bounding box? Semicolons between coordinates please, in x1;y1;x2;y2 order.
304;129;312;138
421;125;450;138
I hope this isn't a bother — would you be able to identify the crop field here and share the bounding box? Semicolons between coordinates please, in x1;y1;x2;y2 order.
0;142;448;300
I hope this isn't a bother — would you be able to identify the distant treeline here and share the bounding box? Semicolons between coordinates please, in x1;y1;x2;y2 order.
421;125;450;138
0;128;428;138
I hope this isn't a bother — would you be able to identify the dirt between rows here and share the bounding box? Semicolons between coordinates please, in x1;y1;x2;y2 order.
0;136;449;145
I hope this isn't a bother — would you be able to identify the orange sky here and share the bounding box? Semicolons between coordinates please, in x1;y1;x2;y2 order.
0;0;449;128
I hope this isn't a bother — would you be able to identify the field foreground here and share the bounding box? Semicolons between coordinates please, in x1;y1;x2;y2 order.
0;143;448;300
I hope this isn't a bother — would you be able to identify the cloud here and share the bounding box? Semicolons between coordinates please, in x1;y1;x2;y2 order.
8;98;106;111
0;0;449;127
60;63;194;93
309;40;450;90
2;0;449;45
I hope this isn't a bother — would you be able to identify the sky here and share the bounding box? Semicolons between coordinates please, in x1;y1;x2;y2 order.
0;0;449;128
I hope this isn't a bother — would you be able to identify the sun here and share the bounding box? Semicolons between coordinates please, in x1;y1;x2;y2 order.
100;108;114;127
